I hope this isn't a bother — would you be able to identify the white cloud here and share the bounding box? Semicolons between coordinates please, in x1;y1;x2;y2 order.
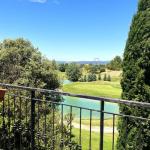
53;0;60;5
29;0;47;3
29;0;61;5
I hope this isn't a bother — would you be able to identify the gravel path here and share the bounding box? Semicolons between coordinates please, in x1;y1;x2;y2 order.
72;122;118;133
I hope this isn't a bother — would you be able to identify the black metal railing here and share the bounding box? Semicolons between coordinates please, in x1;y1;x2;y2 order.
0;83;150;150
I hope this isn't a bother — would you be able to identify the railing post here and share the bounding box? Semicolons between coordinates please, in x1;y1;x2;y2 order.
31;90;35;150
100;100;104;150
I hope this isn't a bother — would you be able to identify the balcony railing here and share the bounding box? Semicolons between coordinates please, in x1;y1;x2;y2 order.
0;83;150;150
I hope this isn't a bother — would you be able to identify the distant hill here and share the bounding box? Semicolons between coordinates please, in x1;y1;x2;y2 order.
57;61;109;65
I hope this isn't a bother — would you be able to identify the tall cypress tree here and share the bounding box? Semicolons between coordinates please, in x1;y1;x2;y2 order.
117;0;150;149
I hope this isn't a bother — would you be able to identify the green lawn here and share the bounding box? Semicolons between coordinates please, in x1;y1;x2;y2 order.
57;71;67;80
62;81;121;99
72;128;117;150
62;70;121;149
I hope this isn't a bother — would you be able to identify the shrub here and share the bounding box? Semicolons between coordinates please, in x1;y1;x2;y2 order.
98;74;101;80
103;74;107;81
107;75;111;81
84;75;87;82
66;63;82;82
87;74;97;82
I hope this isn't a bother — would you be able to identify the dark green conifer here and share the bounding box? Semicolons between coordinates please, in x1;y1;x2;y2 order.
117;0;150;149
103;74;107;81
107;75;111;81
98;74;101;80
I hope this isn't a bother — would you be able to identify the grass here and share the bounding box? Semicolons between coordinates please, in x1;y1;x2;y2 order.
57;71;67;80
62;70;122;98
62;70;120;149
62;80;121;99
72;128;117;150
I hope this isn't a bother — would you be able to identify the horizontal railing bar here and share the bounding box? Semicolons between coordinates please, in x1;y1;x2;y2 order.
2;92;150;121
33;98;150;121
1;83;150;108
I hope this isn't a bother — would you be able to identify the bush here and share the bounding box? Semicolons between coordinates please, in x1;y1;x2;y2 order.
87;74;97;82
84;75;87;82
89;65;98;74
107;75;111;81
100;68;105;73
107;56;122;70
58;63;66;72
66;63;82;82
103;74;107;81
98;74;101;80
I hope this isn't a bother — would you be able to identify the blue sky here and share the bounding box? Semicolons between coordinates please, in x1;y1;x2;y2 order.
0;0;138;61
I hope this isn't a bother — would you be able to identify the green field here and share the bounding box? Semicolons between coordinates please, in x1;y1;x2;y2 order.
62;80;121;98
73;128;117;150
62;70;121;149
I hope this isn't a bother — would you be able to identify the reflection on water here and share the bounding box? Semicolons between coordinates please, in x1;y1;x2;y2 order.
63;80;72;85
61;96;119;119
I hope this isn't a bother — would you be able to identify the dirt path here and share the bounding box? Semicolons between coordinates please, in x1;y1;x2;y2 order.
72;122;117;133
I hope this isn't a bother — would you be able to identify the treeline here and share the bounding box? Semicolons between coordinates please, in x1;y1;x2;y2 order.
107;56;122;71
57;56;122;82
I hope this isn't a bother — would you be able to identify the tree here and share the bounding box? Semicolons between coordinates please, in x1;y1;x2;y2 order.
66;63;82;81
87;74;97;82
51;59;57;70
107;75;111;81
107;56;122;70
84;75;87;82
89;64;98;74
0;38;76;149
103;74;107;81
83;64;91;73
96;64;106;73
117;0;150;149
98;74;101;80
58;63;66;72
0;38;60;89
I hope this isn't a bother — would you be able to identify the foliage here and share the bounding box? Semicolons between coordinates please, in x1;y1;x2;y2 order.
98;74;101;80
107;56;122;71
83;75;86;82
58;63;66;72
0;38;60;89
107;75;111;81
51;59;57;70
89;65;98;74
87;74;97;82
0;38;77;149
100;68;106;73
66;63;82;82
103;74;107;81
83;64;106;74
117;0;150;149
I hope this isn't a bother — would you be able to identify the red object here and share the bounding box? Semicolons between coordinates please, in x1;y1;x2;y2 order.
0;89;7;100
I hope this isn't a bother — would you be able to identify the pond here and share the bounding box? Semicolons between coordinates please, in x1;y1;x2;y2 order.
63;79;72;85
62;96;119;119
61;80;119;119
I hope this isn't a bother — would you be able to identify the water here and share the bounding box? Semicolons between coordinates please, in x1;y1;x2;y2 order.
62;96;119;119
63;80;72;85
61;79;119;119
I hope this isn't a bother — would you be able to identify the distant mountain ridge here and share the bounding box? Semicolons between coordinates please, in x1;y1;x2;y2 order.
57;60;109;65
